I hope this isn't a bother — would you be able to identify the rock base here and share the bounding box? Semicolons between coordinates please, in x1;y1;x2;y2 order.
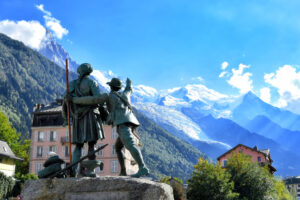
21;176;174;200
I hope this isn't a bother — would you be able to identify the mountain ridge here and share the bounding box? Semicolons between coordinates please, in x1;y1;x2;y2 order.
0;32;207;181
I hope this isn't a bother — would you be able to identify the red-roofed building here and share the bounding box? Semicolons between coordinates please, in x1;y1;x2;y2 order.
217;144;276;174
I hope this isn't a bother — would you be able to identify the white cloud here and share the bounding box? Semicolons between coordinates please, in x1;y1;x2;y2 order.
221;61;229;70
265;65;300;110
219;71;228;78
192;76;205;82
260;87;271;103
36;4;68;39
227;64;253;94
36;4;51;16
0;20;46;49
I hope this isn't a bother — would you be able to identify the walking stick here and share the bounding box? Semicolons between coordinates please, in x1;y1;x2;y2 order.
65;59;72;164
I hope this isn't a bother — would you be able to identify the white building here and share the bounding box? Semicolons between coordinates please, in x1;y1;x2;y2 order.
0;140;22;177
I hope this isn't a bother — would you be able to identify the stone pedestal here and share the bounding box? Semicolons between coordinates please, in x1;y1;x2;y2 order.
21;176;174;200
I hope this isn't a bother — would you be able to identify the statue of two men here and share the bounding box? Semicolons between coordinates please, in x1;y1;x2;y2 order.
63;63;149;178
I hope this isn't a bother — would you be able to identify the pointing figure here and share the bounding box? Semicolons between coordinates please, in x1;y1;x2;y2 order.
71;77;149;178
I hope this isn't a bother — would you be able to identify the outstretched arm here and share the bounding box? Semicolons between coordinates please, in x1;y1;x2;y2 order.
123;78;132;98
72;93;109;105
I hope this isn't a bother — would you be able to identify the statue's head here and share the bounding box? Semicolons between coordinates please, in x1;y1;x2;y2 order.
77;63;93;77
107;78;122;91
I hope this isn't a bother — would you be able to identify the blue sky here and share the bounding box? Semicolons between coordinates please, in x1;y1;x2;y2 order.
2;0;300;112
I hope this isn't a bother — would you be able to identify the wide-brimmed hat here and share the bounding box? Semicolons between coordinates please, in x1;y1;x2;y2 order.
107;78;122;88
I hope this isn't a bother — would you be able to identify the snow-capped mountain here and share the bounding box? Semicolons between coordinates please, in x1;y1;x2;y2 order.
38;34;300;176
39;29;79;72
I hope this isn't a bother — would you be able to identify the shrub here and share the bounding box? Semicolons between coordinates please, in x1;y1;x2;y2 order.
187;158;239;200
160;176;186;200
0;171;15;199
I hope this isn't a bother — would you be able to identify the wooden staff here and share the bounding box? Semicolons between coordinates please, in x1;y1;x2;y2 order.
65;59;72;164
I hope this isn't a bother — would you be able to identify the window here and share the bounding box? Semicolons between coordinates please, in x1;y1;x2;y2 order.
35;162;43;174
111;160;119;173
111;144;116;155
223;159;227;167
111;128;118;140
64;146;69;157
36;146;43;157
49;145;57;153
97;144;104;157
49;131;57;142
37;131;45;142
257;156;261;162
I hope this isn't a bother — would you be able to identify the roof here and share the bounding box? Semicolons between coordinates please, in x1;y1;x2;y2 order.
285;177;300;184
32;99;65;127
0;140;23;161
217;144;268;161
33;99;63;114
259;149;270;156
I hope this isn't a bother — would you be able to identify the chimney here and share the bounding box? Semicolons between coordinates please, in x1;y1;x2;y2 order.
253;146;258;151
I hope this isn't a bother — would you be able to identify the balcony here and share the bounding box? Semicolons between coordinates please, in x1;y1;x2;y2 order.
61;136;69;144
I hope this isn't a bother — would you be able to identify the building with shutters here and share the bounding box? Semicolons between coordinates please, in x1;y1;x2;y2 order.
217;144;276;174
29;99;139;176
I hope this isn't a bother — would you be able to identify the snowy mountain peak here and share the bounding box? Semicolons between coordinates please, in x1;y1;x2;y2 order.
39;29;78;72
132;85;158;103
158;95;190;107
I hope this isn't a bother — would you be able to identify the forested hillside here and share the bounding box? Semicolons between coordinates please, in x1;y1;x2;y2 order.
0;33;76;137
0;33;207;181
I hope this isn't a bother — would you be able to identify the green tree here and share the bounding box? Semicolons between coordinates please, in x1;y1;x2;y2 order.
270;177;293;200
226;153;273;200
0;111;30;176
0;171;15;199
187;158;239;200
160;176;186;200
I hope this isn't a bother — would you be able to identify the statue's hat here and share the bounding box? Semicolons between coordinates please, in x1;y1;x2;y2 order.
107;78;122;89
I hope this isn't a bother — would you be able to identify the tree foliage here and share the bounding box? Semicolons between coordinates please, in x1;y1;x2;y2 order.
0;111;30;175
0;171;15;199
226;153;273;200
187;158;239;200
188;154;294;200
270;177;294;200
0;33;77;137
160;176;186;200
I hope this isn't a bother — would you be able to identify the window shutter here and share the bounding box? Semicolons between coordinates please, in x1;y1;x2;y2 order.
43;146;47;157
54;131;57;141
36;131;39;142
62;146;65;157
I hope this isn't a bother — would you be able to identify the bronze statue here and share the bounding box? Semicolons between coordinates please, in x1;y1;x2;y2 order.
70;77;149;178
63;63;105;177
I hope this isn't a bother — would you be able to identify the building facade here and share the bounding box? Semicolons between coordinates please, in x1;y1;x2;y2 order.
29;99;139;176
0;140;22;177
217;144;276;174
285;176;300;200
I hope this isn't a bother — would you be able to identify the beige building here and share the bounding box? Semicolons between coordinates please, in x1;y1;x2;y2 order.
29;99;139;176
0;140;22;177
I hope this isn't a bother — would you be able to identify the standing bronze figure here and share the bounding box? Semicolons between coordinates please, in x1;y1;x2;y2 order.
71;77;149;178
63;63;105;177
